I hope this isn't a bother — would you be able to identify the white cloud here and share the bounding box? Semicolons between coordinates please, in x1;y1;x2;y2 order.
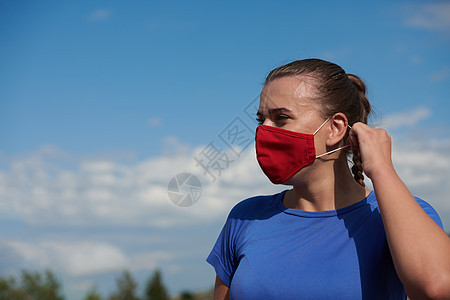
431;67;450;82
1;122;450;299
162;136;191;157
149;117;162;127
0;237;183;280
3;240;128;277
379;107;431;129
392;138;450;228
319;47;352;61
403;2;450;32
0;140;281;229
360;137;450;231
368;108;450;230
410;54;422;65
129;251;174;271
1;124;449;231
88;9;112;21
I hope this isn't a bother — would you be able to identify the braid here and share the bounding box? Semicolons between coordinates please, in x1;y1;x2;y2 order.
351;150;365;187
347;73;370;187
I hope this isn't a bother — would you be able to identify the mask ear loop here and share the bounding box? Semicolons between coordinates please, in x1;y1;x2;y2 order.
313;117;332;135
315;124;352;159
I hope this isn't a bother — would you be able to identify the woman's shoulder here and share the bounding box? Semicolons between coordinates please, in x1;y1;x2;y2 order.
413;196;444;229
227;190;285;221
370;193;443;229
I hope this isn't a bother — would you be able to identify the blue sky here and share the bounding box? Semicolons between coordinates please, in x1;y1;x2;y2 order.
1;1;450;299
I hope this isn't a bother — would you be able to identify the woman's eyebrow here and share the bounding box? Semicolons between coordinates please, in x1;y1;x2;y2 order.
256;107;292;117
268;108;293;114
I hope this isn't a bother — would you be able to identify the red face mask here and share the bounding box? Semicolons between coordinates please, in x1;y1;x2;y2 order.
255;118;349;184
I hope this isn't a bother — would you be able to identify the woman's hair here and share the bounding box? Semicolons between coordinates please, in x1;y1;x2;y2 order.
265;58;371;187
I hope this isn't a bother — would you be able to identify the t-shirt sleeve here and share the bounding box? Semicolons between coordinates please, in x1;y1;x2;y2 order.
206;216;238;287
206;195;275;287
415;197;444;230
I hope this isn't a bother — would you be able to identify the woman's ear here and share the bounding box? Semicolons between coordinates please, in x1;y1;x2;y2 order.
327;113;348;146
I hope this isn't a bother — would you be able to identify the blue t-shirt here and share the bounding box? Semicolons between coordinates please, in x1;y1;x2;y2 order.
207;190;443;299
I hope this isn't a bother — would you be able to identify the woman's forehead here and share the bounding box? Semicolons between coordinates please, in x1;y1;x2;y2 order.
259;77;319;113
262;76;319;96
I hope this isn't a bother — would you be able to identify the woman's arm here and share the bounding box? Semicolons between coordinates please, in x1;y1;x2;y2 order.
349;123;450;299
213;275;230;300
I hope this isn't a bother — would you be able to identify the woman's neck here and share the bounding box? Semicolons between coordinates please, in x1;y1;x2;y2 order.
283;158;370;212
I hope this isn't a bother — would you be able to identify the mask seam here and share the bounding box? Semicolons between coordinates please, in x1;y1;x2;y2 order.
258;125;314;140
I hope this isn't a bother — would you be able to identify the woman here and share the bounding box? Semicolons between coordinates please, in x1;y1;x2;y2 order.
207;59;450;299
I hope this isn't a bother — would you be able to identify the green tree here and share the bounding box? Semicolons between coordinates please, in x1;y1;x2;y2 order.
179;291;194;300
84;286;103;300
144;269;169;300
0;276;28;300
21;269;65;300
0;269;64;300
109;270;139;300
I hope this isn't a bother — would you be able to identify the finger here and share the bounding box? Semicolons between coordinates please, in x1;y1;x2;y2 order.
348;122;373;149
349;122;370;134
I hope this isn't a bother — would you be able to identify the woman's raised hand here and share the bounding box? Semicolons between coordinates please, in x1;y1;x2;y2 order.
348;122;395;179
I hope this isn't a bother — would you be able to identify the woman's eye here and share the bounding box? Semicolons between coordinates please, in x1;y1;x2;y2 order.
277;115;289;122
256;115;290;125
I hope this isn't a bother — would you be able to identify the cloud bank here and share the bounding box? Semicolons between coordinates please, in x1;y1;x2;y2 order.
379;107;431;130
0;107;449;298
403;2;450;32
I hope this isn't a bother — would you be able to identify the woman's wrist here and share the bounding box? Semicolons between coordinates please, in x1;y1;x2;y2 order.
365;163;397;184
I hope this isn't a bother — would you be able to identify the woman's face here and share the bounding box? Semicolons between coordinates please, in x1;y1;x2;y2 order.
257;76;332;182
257;76;326;135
